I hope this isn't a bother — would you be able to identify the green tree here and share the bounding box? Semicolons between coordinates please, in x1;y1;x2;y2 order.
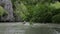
52;14;60;23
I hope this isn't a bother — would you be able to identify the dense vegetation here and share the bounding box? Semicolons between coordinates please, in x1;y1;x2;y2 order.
0;0;60;23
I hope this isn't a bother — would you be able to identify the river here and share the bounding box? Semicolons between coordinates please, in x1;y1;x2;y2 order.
0;23;60;34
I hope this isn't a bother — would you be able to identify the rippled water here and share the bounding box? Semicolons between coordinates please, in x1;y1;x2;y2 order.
25;26;60;34
0;23;60;34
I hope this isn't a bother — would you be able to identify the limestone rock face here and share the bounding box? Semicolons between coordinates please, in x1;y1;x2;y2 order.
0;0;14;21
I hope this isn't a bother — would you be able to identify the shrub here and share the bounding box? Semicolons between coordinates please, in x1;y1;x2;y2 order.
52;14;60;23
29;4;53;23
0;6;6;16
50;1;60;9
14;2;28;21
50;2;60;16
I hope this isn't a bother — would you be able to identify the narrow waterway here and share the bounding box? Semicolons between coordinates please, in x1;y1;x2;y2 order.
0;23;60;34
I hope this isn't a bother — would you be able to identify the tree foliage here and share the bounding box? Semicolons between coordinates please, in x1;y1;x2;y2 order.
13;0;60;23
0;0;60;23
52;14;60;23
